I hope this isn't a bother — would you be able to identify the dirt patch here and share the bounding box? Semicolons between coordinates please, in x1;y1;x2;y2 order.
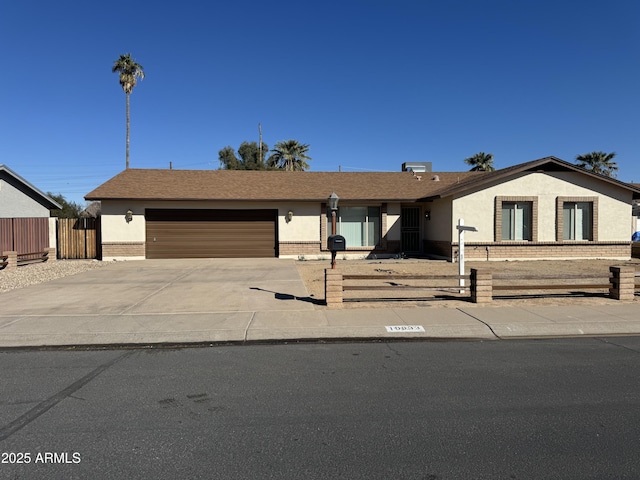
295;258;640;309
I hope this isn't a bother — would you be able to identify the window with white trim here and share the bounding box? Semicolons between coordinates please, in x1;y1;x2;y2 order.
329;206;380;247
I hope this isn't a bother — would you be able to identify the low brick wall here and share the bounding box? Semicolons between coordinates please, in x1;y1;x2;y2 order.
3;250;55;267
324;266;637;305
464;242;631;260
279;242;322;257
102;242;145;259
280;241;401;259
470;266;636;303
325;268;343;308
2;251;17;269
424;240;453;259
470;269;492;303
451;242;631;261
609;266;636;301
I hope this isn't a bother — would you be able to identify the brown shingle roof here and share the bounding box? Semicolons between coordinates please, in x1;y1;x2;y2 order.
85;169;483;202
423;156;640;200
85;157;640;203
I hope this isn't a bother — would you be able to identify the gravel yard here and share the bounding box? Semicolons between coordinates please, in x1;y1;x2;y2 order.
0;260;114;293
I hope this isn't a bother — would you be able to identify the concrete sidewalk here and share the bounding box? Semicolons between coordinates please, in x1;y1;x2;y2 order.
1;304;639;348
0;259;639;348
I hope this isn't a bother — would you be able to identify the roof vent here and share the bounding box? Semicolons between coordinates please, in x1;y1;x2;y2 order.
432;175;440;181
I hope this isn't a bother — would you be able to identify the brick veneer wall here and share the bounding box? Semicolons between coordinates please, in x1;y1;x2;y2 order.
426;241;630;261
279;242;322;256
556;196;598;241
386;240;401;254
102;242;145;258
424;240;454;259
461;242;630;260
495;196;539;242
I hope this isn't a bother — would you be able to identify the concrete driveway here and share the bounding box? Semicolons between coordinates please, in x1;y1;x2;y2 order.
0;259;317;317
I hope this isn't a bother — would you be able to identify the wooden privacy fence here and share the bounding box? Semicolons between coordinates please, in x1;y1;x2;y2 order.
324;267;639;307
1;218;51;268
57;217;101;259
0;217;49;254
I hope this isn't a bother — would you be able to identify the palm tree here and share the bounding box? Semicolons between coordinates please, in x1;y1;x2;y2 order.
268;140;312;171
575;151;618;177
464;152;495;171
112;53;145;169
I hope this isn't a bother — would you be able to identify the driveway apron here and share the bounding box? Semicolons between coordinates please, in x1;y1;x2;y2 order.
0;258;316;317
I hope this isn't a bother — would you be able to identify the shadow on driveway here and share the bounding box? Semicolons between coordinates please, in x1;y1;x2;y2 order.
250;287;325;306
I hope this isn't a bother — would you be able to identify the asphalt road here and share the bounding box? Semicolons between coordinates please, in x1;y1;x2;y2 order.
1;338;639;479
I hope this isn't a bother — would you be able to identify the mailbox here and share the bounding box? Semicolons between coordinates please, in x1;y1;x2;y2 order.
327;235;346;251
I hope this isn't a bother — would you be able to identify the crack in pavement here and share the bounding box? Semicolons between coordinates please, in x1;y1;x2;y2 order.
244;312;256;343
456;308;502;339
596;337;640;354
0;350;134;442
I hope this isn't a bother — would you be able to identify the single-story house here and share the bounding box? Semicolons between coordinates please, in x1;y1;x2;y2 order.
0;165;61;255
85;156;640;262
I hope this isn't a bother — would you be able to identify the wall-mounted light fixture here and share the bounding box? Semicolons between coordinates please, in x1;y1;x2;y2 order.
424;210;431;220
125;209;133;223
286;210;294;223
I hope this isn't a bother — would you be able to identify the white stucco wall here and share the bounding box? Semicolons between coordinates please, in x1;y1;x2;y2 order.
424;198;452;241
101;201;147;243
0;179;51;218
100;200;327;245
100;200;403;259
278;202;321;241
386;203;401;242
450;172;633;242
49;217;57;249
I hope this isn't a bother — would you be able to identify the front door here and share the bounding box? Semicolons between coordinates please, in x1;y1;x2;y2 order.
401;207;421;254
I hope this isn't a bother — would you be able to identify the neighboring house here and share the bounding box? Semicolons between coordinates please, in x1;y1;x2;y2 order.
0;165;61;255
85;156;640;262
80;201;101;218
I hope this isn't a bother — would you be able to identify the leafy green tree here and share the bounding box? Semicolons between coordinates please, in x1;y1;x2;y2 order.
219;141;270;170
464;152;495;172
575;151;618;177
112;53;145;169
48;193;84;218
268;140;312;171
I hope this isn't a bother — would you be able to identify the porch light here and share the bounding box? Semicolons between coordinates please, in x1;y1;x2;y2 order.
125;209;133;223
328;192;339;211
328;192;340;269
287;210;294;222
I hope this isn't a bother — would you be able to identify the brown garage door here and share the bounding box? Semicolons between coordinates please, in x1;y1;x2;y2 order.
145;209;278;259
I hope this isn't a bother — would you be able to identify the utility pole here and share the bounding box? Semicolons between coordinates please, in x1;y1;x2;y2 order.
258;123;263;166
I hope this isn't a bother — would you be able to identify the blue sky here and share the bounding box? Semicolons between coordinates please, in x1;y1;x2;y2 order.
1;0;639;205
